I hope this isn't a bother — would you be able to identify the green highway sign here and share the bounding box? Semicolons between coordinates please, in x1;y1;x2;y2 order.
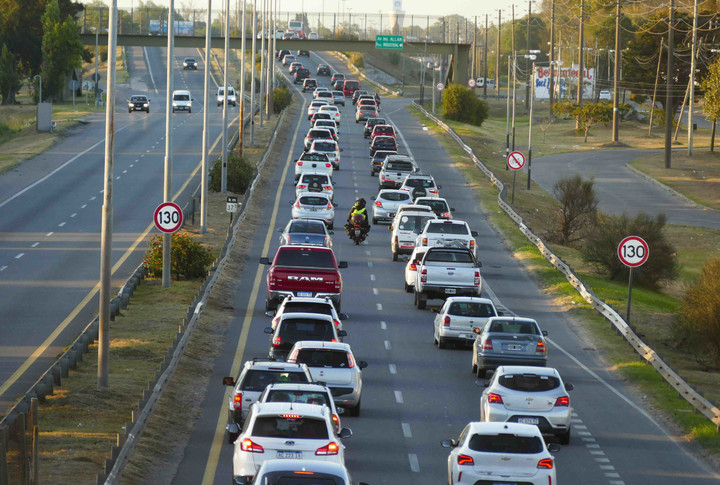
375;35;404;50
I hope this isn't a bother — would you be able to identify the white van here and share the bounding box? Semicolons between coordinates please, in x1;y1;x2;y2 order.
216;86;237;106
171;90;193;113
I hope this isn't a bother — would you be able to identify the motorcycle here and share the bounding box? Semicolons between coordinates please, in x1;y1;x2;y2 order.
348;214;367;245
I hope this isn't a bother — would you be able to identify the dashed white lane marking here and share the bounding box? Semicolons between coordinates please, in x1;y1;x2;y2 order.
134;159;139;163
370;274;375;280
116;176;121;180
129;164;134;168
394;390;404;403
605;473;621;478
590;450;605;455
58;222;66;227
380;321;387;329
70;213;77;218
401;423;412;438
372;288;379;295
31;243;39;248
388;364;396;374
122;170;127;174
367;261;373;267
384;340;391;350
408;453;419;472
586;443;600;448
0;266;7;272
376;303;383;311
595;458;611;463
98;190;103;194
90;196;96;201
45;232;53;237
14;253;24;259
81;204;87;209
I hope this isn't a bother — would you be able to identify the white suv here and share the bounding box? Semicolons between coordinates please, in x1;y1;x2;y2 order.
415;219;479;257
294;152;333;183
217;86;237;106
268;295;348;330
232;403;351;485
257;382;343;433
389;208;437;261
308;139;341;170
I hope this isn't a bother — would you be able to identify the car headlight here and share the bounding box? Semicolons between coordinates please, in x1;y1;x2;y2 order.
143;103;149;107
128;102;133;107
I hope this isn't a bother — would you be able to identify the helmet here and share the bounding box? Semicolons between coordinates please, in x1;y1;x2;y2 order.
356;198;366;209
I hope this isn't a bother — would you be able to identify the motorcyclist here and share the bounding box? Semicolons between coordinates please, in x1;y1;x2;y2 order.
374;92;381;107
345;198;371;237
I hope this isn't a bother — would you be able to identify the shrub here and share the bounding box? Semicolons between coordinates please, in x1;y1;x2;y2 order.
580;212;679;289
273;87;292;113
388;52;401;65
343;52;364;68
675;258;720;369
143;232;214;280
550;174;598;244
209;154;256;193
442;84;490;126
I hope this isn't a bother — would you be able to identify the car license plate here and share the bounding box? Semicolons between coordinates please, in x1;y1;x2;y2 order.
518;417;539;425
507;344;523;351
445;288;456;294
277;451;302;459
458;334;471;339
297;291;312;297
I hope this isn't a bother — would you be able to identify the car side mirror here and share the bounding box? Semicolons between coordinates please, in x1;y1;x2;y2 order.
431;308;440;313
542;330;548;336
259;257;270;264
440;439;457;449
565;383;574;391
437;185;442;189
477;261;482;268
340;148;344;152
328;230;335;235
548;443;562;452
339;427;352;439
264;327;273;334
450;207;455;212
222;376;236;386
496;310;504;316
338;330;347;337
358;361;368;369
265;310;276;317
276;228;282;232
389;226;393;231
339;313;349;320
338;261;348;268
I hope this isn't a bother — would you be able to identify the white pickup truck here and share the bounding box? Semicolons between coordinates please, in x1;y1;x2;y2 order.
413;247;482;309
415;219;479;257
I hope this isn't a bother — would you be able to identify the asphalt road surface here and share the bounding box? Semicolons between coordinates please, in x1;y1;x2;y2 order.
0;45;234;412
171;51;720;485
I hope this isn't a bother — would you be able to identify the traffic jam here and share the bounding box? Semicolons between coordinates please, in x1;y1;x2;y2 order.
222;49;570;485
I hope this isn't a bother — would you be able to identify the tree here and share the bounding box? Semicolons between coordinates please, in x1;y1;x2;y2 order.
551;174;598;244
700;57;720;152
442;84;490;126
40;0;84;101
0;44;22;105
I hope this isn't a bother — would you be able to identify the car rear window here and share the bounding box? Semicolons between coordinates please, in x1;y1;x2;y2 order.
266;390;331;407
424;251;473;263
295;349;350;368
275;248;335;268
398;215;435;232
241;370;309;391
360;106;376;111
499;374;561;392
448;302;496;317
311;101;326;107
426;223;469;235
416;200;448;213
309;129;332;138
283;301;333;314
344;81;359;89
375;126;394;134
404;178;435;188
386;161;413;171
299;196;329;206
289;221;326;234
380;192;411;202
487;320;540;335
313;113;332;120
313;142;337;152
317;92;332;97
468;433;544;454
300;153;328;162
252;416;329;439
279;319;335;341
301;174;330;185
332;91;344;97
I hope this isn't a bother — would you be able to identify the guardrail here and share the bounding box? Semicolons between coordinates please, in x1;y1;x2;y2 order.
412;101;720;432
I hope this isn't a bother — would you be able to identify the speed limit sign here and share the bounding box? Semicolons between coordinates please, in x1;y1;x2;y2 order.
154;202;183;233
618;236;649;267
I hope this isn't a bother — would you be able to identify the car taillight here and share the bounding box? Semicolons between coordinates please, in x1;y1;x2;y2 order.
442;212;451;218
381;175;386;180
420;269;427;283
474;271;480;286
326;163;332;168
324;186;333;191
233;392;243;410
469;239;475;247
297;184;307;189
554;396;570;407
331;414;340;429
457;454;474;466
538;458;554;469
375;201;382;207
409;262;417;271
272;335;281;347
536;341;546;354
316;442;339;455
487;393;503;404
429;189;438;194
482;339;493;350
333;319;340;328
241;438;264;453
346;352;355;368
295;201;301;207
422;237;428;245
443;315;451;327
394;235;398;246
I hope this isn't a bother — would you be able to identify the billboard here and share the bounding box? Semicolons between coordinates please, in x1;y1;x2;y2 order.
148;20;194;36
534;65;595;100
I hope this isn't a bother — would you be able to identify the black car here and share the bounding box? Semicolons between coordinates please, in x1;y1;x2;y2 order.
316;64;332;76
276;49;290;60
369;149;397;175
297;49;310;57
352;89;369;105
182;57;197;70
364;117;387;138
293;68;311;84
127;95;150;113
370;135;397;156
302;78;318;92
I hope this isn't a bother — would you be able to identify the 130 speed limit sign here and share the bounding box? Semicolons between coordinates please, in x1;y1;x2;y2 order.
617;236;649;267
154;202;183;233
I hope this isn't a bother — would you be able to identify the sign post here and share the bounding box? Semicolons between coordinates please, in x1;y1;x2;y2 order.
226;195;239;224
506;151;526;204
617;235;649;324
154;202;183;286
375;35;404;50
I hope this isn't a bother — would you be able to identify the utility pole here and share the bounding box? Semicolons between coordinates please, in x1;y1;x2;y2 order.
250;0;257;144
201;0;212;233
98;0;118;388
665;0;674;168
162;0;175;289
688;0;698;155
506;59;511;165
526;1;531;110
527;61;535;190
611;0;621;143
222;0;230;193
239;0;246;156
549;0;555;114
484;14;489;98
472;16;477;82
648;38;663;136
576;0;585;129
496;10;501;98
512;53;517;151
259;0;266;126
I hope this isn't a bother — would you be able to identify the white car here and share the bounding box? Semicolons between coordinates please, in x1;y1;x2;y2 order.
415;219;479;257
291;192;335;229
307;100;329;119
308;139;341;170
268;295;347;330
318;105;341;123
598;90;612;101
251;460;357;485
414;196;454;219
304;128;335;150
308;32;320;40
480;365;574;444
372;189;412;224
257;382;343;433
433;297;499;348
281;54;296;66
289;61;303;74
389;208;437;261
294;151;333;182
398;174;441;199
314;119;340;135
441;422;558;485
312;87;330;99
232;403;351;484
171;89;192;113
287;341;367;416
216;86;237;106
296;172;334;202
316;91;334;104
404;246;429;293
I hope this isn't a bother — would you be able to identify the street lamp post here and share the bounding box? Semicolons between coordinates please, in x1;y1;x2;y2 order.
33;75;42;103
527;61;535;190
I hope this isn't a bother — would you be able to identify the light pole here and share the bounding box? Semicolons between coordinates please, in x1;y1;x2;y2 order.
510;52;538;154
429;60;438;114
33;75;42;103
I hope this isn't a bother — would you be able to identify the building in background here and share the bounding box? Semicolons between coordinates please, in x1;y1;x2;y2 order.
389;0;404;35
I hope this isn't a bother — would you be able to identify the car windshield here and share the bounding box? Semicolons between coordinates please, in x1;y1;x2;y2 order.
301;174;330;185
313;142;337;152
295;349;350;368
426;223;469;235
416;200;448;213
404;178;435;188
499;374;561;392
130;96;147;102
386;161;413;171
448;302;495;317
173;94;190;101
398;215;435;232
299;196;329;206
275;248;335;268
487;320;540;335
251;416;329;439
279;319;335;341
241;370;308;391
266;390;331;407
468;433;544;454
424;251;473;263
380;192;411;202
185;58;195;62
289;221;326;234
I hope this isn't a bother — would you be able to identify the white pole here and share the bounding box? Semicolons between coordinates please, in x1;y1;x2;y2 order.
527;61;534;190
688;0;698;155
250;0;257;143
222;0;230;193
259;0;266;126
240;0;247;154
162;0;175;289
201;0;212;233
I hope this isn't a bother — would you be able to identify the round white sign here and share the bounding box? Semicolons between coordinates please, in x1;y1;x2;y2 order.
436;82;445;91
507;151;526;171
154;202;183;233
618;236;649;267
468;78;476;88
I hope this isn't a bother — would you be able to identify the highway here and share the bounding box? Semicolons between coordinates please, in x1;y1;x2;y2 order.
171;51;720;485
0;45;233;412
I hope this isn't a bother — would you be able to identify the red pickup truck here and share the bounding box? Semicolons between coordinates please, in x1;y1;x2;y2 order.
260;245;348;312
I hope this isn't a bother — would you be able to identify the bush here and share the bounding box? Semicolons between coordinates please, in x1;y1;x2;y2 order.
209;154;256;193
549;174;598;244
388;52;401;65
580;212;679;289
675;258;720;369
143;232;214;280
442;84;490;126
343;52;364;69
273;87;292;113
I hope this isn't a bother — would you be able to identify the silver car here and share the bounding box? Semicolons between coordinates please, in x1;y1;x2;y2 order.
278;219;333;248
372;189;412;224
287;341;367;416
257;382;344;433
433;297;499;348
480;365;574;444
291;192;335;229
472;317;549;378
